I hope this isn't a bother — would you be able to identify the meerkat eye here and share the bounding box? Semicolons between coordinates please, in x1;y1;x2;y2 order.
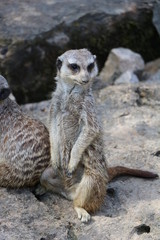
69;64;80;72
87;62;95;72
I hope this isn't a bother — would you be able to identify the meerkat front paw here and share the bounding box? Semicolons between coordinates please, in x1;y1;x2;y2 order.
67;155;80;175
65;164;75;178
66;160;77;177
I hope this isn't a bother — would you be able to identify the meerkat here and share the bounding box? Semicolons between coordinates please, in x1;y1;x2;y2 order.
40;49;158;222
0;75;50;188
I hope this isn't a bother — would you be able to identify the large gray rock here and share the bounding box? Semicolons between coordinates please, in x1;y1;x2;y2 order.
99;48;144;85
1;82;158;240
0;0;160;103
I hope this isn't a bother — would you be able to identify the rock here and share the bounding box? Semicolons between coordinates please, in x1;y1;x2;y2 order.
140;58;160;81
0;0;160;103
22;100;51;127
135;84;160;106
145;69;160;84
4;82;159;240
0;188;72;240
153;1;160;36
115;70;139;85
99;48;144;85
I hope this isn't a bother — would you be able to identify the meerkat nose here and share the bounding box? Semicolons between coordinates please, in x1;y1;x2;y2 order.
0;88;11;100
82;78;89;84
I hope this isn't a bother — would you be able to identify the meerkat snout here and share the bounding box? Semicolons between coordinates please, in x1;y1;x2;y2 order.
0;75;11;100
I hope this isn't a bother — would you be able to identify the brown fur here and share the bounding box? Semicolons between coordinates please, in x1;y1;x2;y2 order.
0;76;50;188
73;171;106;213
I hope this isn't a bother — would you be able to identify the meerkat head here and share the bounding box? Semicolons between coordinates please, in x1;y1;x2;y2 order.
56;49;98;87
0;75;11;101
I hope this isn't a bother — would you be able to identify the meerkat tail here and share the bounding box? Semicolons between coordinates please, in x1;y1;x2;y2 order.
107;166;159;181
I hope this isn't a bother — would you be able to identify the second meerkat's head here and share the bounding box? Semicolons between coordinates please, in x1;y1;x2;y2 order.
56;49;98;86
0;75;11;101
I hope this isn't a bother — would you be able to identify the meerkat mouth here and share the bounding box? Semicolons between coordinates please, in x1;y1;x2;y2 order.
73;80;81;85
81;82;89;85
73;80;89;86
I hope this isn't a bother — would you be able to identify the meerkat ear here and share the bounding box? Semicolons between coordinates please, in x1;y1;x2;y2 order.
56;57;62;71
93;55;97;60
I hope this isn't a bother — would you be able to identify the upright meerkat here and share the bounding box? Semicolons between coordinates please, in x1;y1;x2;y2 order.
0;75;50;187
40;49;158;222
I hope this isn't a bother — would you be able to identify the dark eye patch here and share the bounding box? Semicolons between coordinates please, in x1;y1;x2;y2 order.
87;62;94;72
68;63;80;72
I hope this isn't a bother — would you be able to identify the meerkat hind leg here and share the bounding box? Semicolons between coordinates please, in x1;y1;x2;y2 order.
40;167;68;198
73;174;95;223
73;171;106;222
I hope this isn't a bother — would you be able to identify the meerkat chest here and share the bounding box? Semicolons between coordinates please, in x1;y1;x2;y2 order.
51;93;83;144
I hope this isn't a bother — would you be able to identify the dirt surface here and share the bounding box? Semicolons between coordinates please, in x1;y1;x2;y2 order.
1;83;159;240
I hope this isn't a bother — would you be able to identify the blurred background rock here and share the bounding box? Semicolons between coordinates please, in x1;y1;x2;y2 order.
0;0;160;103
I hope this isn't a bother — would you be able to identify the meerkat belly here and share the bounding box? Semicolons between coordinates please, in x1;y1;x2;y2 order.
56;110;81;167
61;111;80;143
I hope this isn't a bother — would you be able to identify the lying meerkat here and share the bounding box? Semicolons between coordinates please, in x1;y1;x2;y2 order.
0;75;50;187
39;49;158;222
